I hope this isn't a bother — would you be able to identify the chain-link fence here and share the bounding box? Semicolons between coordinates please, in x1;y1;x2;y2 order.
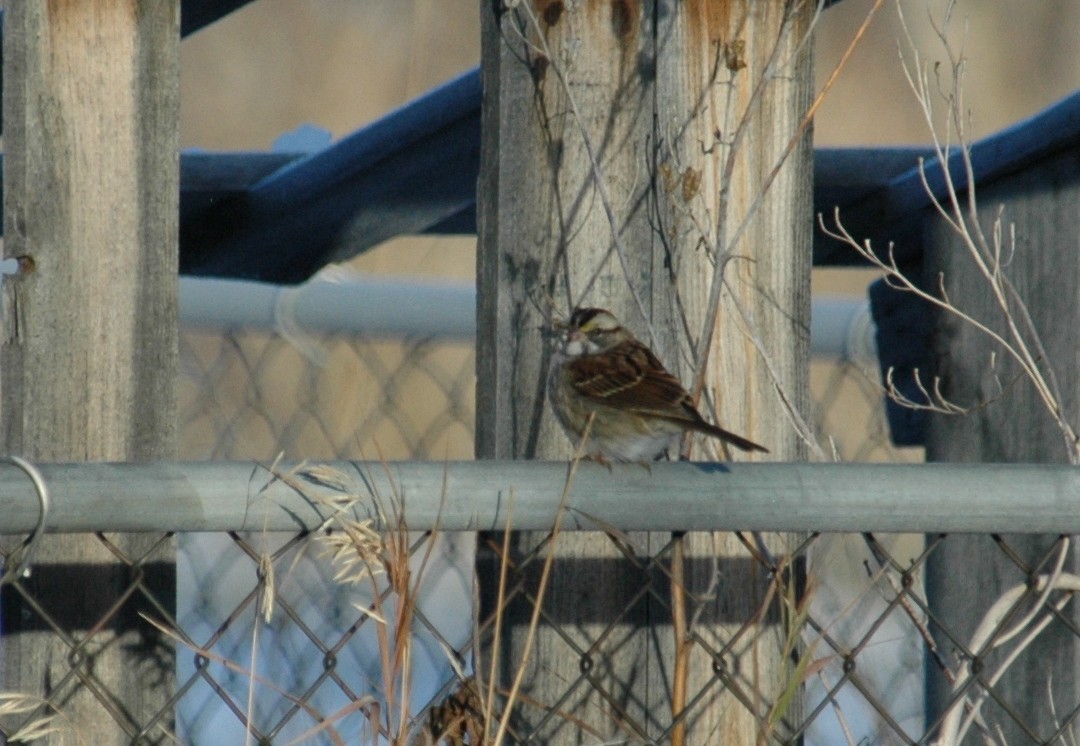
170;321;928;746
5;291;1079;744
176;325;477;743
179;328;476;463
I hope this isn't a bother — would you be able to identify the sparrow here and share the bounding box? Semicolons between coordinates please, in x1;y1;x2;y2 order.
547;307;768;462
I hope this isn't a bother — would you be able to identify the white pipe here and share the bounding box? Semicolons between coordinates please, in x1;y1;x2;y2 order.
180;277;875;360
810;295;878;363
180;273;475;340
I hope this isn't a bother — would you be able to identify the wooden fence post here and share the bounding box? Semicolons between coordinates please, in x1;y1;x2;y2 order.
2;3;180;742
476;1;812;740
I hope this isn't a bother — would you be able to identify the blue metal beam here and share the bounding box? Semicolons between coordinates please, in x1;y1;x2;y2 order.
179;69;482;283
181;0;259;37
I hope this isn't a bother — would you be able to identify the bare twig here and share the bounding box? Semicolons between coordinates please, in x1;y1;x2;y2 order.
824;0;1080;462
822;4;1080;743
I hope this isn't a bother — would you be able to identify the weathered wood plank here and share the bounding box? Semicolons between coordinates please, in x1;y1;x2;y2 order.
1;2;179;742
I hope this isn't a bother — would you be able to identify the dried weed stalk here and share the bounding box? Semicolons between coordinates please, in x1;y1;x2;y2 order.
821;4;1079;463
821;2;1080;743
0;693;79;745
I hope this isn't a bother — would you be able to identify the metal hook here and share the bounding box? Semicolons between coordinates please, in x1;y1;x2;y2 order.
1;456;50;584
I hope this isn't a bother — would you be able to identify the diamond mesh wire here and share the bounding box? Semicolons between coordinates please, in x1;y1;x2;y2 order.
3;321;1079;744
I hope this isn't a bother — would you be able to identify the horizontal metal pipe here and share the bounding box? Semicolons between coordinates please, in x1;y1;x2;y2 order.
179;278;871;358
0;460;1074;535
179;275;477;340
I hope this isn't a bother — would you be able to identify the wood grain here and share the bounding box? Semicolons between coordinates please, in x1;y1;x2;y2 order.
2;2;179;742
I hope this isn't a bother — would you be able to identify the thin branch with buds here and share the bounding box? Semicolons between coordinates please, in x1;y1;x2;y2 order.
821;0;1078;463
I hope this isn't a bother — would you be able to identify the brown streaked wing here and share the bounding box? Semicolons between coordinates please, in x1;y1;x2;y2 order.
565;340;695;417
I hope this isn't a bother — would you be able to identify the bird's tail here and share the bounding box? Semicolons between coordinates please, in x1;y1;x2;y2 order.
694;421;769;453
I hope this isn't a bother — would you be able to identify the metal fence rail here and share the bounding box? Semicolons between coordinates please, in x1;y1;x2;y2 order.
0;460;1077;535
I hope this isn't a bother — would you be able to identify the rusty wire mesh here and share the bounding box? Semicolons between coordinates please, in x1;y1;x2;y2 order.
3;318;1079;744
